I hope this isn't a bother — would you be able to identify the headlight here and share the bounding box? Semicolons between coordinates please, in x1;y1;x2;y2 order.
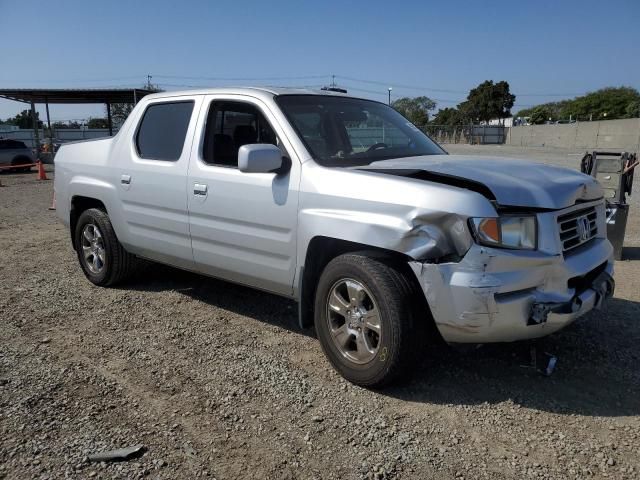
470;216;537;250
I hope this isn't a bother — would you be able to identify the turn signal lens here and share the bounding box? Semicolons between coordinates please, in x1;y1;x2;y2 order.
476;218;500;244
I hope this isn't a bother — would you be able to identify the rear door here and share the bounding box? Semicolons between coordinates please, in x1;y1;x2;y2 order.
113;95;203;270
187;94;300;296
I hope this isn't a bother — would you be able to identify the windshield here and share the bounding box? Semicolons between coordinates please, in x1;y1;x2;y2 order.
276;95;445;167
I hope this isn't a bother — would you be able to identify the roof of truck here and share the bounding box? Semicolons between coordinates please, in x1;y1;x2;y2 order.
142;86;365;102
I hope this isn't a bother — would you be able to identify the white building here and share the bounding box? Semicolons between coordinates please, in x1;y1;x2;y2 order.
486;117;514;127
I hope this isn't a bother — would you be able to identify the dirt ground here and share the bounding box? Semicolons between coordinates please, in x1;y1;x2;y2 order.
1;148;639;480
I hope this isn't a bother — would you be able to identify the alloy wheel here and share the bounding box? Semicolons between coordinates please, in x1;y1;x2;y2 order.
326;278;382;364
81;223;106;274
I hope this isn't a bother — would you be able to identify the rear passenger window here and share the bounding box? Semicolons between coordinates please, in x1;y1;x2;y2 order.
202;101;278;167
136;101;194;161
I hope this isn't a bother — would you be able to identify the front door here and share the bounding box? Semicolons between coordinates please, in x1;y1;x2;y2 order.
187;95;300;296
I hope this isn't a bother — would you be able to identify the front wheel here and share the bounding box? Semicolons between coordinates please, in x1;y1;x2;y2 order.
314;253;419;387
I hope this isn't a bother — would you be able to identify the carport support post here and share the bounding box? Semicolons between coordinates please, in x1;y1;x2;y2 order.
45;99;54;153
106;101;113;136
30;101;40;157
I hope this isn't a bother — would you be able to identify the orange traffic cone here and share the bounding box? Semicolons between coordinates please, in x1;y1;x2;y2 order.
37;160;48;181
48;191;56;210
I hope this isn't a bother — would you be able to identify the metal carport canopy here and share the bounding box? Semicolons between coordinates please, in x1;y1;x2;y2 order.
0;87;154;104
0;88;155;148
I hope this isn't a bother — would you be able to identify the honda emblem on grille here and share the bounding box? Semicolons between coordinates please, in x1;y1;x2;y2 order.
576;215;591;242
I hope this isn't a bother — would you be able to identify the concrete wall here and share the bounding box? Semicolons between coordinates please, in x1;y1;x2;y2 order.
506;118;640;151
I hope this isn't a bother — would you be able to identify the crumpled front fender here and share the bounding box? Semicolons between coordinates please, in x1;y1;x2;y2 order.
296;161;497;269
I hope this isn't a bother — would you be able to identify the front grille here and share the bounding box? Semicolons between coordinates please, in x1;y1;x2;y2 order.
557;206;598;253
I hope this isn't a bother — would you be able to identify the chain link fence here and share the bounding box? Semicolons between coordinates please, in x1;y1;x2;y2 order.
419;124;506;145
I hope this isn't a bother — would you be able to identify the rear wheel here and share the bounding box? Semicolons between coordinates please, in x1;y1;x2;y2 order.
314;253;419;387
11;156;32;172
74;208;140;286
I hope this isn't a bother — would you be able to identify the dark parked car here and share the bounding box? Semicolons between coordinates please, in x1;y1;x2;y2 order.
0;139;36;172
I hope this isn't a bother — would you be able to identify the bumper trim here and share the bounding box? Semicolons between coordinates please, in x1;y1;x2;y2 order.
409;238;615;343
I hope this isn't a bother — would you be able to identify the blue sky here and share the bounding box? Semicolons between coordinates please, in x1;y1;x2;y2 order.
1;0;638;122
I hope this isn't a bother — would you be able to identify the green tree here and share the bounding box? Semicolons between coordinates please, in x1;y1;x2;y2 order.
516;87;640;121
391;96;436;125
516;100;569;120
431;107;464;126
87;117;109;129
626;100;640;118
458;80;515;123
563;87;638;120
109;103;134;127
529;106;552;124
5;110;43;129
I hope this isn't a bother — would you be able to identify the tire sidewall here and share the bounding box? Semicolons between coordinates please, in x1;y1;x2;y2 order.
74;209;112;285
314;257;404;386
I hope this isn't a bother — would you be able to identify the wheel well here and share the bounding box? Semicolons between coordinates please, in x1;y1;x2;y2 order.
69;196;107;249
298;236;438;340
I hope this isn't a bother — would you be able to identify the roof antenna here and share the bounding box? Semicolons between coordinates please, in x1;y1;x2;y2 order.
322;74;347;94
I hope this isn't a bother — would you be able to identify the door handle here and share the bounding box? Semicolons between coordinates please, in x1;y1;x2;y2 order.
193;183;208;195
121;174;131;185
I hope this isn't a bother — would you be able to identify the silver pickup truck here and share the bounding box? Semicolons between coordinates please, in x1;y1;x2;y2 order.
55;88;614;386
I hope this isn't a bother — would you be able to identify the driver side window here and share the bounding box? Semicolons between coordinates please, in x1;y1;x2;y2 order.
202;101;278;167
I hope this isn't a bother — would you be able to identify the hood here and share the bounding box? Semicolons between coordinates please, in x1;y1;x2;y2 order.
361;155;602;210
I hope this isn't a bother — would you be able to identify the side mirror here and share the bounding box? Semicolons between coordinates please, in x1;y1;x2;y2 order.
238;144;284;173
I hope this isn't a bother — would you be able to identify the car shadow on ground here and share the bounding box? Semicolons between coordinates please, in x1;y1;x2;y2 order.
123;263;640;418
122;263;308;337
0;168;35;175
385;295;640;418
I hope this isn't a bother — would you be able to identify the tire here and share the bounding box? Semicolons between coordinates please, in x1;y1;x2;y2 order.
74;208;140;286
11;156;31;172
314;253;418;387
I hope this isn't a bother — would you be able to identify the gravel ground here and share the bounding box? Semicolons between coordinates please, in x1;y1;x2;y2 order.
1;152;639;480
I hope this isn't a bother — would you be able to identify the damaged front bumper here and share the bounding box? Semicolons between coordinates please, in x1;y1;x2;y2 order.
409;238;615;343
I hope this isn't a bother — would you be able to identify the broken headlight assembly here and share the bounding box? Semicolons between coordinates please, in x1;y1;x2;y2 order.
470;216;537;250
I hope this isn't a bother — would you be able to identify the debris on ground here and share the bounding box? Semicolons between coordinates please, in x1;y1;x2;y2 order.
521;345;558;376
87;445;146;463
